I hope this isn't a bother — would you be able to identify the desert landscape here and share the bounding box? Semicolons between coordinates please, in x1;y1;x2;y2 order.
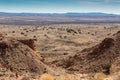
0;0;120;79
0;24;120;80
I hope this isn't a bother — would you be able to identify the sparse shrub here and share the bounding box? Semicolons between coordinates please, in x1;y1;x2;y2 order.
117;31;120;33
59;35;62;39
44;34;49;38
78;29;81;34
33;35;36;38
21;32;24;35
107;33;111;36
23;28;27;31
95;32;97;34
24;34;27;37
44;34;47;36
26;30;29;33
64;36;67;38
39;73;54;80
91;34;94;36
94;73;107;80
104;27;106;29
88;32;90;34
21;76;30;80
64;53;68;55
34;38;37;41
66;29;77;34
12;31;15;33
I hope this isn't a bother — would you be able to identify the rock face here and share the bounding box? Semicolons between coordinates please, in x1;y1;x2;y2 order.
0;36;47;74
58;31;120;74
18;39;36;51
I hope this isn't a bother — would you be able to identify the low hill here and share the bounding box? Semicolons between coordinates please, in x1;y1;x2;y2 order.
55;31;120;75
0;35;48;74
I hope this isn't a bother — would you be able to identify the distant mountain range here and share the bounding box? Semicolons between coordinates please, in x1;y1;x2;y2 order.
65;12;119;17
0;12;120;25
0;12;119;17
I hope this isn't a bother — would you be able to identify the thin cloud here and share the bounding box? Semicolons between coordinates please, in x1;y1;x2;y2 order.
105;0;120;3
79;0;120;3
79;1;98;5
78;0;102;5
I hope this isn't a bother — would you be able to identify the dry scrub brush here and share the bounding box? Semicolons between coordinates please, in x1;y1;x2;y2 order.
59;76;72;80
94;73;107;80
39;73;54;80
39;74;73;80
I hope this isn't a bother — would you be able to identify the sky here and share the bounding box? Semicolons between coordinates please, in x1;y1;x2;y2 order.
0;0;120;14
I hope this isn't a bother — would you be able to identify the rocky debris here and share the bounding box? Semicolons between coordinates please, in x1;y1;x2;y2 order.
56;31;120;74
18;39;36;51
110;57;120;74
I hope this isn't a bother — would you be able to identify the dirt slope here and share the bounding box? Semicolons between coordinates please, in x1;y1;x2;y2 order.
56;31;120;74
0;36;48;75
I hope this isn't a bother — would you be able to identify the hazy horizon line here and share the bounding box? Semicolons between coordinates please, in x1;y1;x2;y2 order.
0;11;120;15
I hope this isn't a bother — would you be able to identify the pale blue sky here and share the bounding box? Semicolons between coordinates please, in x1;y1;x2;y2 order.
0;0;120;14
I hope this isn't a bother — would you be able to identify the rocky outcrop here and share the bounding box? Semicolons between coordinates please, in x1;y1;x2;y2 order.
18;39;36;50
